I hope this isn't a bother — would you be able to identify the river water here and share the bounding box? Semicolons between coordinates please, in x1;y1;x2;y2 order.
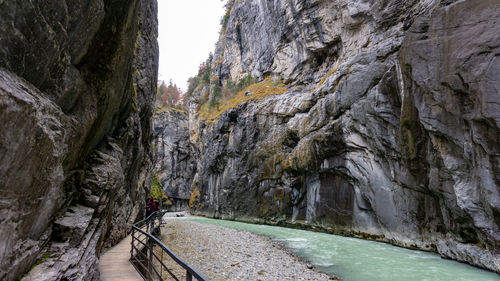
175;217;500;281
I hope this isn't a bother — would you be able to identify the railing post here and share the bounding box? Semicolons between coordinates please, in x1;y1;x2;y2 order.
155;212;159;235
130;228;135;259
147;238;152;280
160;249;163;278
152;212;156;234
129;212;207;281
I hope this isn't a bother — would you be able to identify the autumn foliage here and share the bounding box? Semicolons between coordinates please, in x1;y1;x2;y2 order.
157;80;182;107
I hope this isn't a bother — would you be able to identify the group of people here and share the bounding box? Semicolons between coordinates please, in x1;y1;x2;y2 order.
146;198;159;217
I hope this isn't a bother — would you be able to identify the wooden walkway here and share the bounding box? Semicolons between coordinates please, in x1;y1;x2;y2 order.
99;234;143;281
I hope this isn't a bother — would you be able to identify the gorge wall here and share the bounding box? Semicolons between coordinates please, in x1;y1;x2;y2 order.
0;0;158;280
154;108;197;210
154;0;500;273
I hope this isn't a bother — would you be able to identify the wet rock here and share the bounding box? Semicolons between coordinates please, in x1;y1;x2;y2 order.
398;0;500;269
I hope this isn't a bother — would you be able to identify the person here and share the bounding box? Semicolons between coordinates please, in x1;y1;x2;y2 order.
152;199;157;212
146;198;156;217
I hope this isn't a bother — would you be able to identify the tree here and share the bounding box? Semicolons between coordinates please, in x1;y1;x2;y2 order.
151;174;163;200
157;80;182;107
186;76;200;96
157;81;167;105
163;83;181;106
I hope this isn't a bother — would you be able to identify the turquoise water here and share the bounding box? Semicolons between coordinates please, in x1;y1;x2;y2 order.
171;217;500;281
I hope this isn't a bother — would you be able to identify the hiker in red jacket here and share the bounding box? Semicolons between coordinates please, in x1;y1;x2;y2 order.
146;198;156;217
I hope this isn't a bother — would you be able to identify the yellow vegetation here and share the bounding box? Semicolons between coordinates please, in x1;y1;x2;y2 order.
165;197;173;206
155;107;167;114
310;62;341;92
132;82;138;97
199;77;288;121
189;188;201;209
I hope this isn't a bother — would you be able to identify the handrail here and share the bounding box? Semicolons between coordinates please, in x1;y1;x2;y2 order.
130;210;208;281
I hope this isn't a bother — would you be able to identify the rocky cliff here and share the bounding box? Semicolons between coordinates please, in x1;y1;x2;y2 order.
154;107;197;210
154;0;500;273
0;0;158;280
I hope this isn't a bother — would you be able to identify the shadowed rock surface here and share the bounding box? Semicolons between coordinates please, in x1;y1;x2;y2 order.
154;108;197;209
0;0;158;280
154;0;500;272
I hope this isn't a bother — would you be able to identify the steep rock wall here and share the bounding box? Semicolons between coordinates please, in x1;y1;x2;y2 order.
185;0;500;272
0;0;158;280
154;108;197;209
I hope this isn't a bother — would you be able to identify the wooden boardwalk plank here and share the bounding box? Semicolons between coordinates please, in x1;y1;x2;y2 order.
99;234;143;281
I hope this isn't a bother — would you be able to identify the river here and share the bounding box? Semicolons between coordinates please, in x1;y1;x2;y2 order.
173;217;500;281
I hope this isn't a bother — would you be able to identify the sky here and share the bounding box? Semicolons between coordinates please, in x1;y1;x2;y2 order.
157;0;226;92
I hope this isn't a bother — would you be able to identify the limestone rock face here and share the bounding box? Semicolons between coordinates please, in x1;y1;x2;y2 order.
176;0;500;272
0;0;158;280
154;108;197;205
398;0;500;269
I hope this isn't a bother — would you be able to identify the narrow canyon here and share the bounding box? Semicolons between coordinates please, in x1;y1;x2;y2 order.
0;0;499;280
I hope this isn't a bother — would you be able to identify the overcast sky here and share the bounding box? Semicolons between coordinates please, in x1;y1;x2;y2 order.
157;0;226;92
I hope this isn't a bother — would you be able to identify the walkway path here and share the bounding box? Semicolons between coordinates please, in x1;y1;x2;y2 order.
99;234;143;281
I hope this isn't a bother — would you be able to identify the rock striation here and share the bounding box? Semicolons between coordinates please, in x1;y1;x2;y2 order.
154;108;198;210
0;0;158;280
154;0;500;273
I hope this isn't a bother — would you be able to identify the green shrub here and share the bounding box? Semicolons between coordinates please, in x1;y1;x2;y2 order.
202;69;211;84
186;76;200;96
150;174;163;200
227;74;257;94
210;84;222;108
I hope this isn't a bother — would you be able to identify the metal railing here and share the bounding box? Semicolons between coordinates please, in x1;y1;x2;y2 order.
130;211;208;281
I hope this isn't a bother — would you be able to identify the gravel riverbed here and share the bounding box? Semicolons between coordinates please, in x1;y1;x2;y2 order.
158;218;336;281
